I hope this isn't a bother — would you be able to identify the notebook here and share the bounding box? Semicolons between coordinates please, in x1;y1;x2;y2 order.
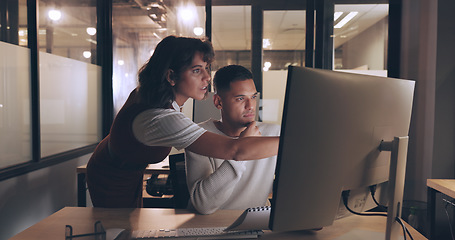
224;206;271;231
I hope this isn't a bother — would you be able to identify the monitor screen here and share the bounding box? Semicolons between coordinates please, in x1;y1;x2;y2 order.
269;66;415;232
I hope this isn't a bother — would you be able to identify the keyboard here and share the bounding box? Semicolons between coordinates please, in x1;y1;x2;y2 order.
132;227;263;239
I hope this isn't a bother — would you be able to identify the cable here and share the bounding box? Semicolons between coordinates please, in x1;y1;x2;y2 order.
367;186;415;240
443;199;455;240
369;185;388;212
342;191;387;217
395;217;414;240
342;190;414;240
395;218;408;240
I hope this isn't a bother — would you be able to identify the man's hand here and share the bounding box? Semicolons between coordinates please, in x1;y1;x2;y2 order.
239;121;262;137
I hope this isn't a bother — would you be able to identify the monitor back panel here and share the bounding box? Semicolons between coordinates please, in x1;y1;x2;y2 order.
270;66;415;232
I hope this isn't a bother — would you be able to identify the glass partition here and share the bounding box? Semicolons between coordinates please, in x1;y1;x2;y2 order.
38;0;102;157
39;52;102;157
211;5;252;71
0;42;32;168
38;0;97;63
262;10;306;125
333;4;389;77
0;0;27;46
0;0;31;169
112;0;206;119
38;1;98;63
17;0;28;47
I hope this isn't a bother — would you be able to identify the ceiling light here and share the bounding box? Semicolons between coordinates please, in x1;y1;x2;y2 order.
117;60;125;66
334;12;343;21
334;12;358;29
83;51;91;59
153;33;162;39
193;27;204;36
86;27;96;36
263;39;271;48
179;7;194;21
48;9;62;21
86;38;97;44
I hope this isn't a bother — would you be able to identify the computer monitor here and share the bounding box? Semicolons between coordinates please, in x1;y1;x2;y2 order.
269;66;415;237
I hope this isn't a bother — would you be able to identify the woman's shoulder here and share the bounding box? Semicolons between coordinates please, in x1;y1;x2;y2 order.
134;108;198;131
138;108;184;119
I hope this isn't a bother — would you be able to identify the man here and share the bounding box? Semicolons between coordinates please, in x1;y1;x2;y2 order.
185;65;280;214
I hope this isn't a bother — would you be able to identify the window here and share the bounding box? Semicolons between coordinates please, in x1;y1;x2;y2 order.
0;0;103;179
333;4;389;76
112;0;206;120
212;5;252;70
262;10;306;125
0;0;31;169
37;0;102;157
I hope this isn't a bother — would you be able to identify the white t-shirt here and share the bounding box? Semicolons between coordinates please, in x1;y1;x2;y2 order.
132;108;206;150
185;119;280;214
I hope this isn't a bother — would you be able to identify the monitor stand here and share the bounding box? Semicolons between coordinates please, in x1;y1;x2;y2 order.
381;136;409;240
337;136;409;240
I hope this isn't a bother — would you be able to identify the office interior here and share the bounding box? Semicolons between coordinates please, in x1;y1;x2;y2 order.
0;0;454;239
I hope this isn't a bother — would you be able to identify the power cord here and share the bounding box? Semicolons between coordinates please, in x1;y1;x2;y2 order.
369;185;388;212
443;198;455;240
395;217;414;240
342;191;388;217
342;190;414;240
368;185;416;240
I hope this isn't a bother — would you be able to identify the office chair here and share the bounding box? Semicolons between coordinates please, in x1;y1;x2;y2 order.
168;153;190;209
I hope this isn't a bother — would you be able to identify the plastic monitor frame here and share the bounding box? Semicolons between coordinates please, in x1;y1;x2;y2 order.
269;66;415;240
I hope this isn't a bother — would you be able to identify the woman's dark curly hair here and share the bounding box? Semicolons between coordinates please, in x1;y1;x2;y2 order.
137;35;214;108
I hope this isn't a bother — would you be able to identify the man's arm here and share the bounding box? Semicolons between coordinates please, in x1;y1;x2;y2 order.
185;150;247;214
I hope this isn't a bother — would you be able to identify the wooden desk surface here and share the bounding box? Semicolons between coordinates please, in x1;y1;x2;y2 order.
11;207;427;240
427;179;455;199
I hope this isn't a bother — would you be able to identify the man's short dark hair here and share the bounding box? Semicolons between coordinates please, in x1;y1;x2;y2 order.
213;65;253;94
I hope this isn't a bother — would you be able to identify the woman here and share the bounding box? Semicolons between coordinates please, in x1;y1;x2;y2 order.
86;36;279;208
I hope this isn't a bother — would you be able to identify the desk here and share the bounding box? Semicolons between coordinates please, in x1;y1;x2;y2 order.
427;179;455;240
11;207;427;240
77;160;170;207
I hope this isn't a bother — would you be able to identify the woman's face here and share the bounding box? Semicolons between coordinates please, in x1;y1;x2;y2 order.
173;52;211;106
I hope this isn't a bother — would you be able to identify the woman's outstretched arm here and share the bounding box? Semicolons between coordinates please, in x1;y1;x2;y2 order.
186;122;279;161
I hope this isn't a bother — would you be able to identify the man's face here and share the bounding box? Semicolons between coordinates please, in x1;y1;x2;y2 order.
216;79;259;127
